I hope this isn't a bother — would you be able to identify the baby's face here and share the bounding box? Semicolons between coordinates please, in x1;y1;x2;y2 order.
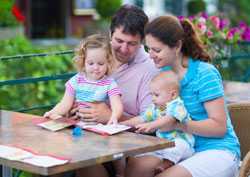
150;82;175;108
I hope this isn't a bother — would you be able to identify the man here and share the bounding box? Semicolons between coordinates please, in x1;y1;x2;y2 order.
75;4;158;123
74;4;158;177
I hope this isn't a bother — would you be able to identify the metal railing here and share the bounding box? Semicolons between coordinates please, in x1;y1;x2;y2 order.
1;42;250;112
0;50;75;112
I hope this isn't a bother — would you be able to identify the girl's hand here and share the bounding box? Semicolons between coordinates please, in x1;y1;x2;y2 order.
43;111;53;118
43;111;62;120
107;117;118;125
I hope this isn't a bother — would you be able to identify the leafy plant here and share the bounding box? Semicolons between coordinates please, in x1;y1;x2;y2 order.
0;35;75;114
179;13;250;59
187;0;206;16
0;0;18;27
95;0;122;20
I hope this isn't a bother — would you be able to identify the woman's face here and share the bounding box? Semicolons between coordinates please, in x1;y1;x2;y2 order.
145;34;177;68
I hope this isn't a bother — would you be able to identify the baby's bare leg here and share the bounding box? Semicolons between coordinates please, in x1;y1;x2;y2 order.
154;159;174;175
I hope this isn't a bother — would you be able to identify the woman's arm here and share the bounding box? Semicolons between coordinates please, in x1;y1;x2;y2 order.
178;97;227;137
108;95;123;124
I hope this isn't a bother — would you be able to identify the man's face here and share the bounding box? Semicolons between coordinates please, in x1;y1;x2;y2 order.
111;26;141;64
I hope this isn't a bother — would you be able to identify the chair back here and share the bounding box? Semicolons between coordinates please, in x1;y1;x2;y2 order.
228;103;250;159
239;151;250;177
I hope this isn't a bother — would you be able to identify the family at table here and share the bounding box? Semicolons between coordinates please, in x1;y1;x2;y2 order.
44;4;240;177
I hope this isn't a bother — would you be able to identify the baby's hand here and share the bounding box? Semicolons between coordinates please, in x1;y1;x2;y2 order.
135;122;156;133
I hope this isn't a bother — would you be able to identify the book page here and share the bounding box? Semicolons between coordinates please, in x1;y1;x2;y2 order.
77;122;131;135
37;118;77;131
0;145;33;160
0;145;69;167
22;155;68;167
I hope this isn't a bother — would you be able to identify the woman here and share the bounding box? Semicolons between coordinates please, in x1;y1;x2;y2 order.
125;15;240;177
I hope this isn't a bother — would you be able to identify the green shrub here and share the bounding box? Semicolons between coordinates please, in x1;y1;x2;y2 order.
0;0;19;27
96;0;122;20
0;36;75;114
187;0;206;16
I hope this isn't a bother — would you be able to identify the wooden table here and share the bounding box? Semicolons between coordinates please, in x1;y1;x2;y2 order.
0;110;174;176
224;81;250;103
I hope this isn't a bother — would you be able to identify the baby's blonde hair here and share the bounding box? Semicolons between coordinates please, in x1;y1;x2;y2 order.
151;70;180;94
74;34;113;75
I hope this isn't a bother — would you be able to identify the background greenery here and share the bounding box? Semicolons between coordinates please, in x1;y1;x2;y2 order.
0;0;19;27
0;36;74;114
218;0;250;25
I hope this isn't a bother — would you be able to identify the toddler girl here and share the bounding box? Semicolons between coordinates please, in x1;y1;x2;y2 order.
44;34;123;125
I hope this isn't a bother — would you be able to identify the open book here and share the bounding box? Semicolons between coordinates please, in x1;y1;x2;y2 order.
0;145;69;167
36;117;77;131
76;121;131;135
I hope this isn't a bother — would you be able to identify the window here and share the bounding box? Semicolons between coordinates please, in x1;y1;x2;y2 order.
73;0;97;15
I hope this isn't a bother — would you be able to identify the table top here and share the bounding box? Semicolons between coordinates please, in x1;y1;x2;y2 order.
224;81;250;104
0;110;174;176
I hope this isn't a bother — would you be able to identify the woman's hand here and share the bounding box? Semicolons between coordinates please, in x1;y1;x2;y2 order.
75;102;112;124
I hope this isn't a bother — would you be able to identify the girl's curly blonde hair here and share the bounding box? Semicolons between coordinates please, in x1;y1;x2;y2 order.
74;34;114;75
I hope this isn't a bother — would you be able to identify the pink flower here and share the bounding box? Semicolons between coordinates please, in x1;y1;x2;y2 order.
219;18;229;30
241;27;250;41
201;12;208;19
207;30;213;38
239;21;247;30
226;31;234;40
188;16;195;21
198;16;206;24
197;22;207;34
209;16;220;29
178;16;185;22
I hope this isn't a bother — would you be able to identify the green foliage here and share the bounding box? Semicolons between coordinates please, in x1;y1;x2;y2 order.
216;43;250;82
0;0;19;27
218;0;250;25
187;0;206;16
0;36;75;114
95;0;122;20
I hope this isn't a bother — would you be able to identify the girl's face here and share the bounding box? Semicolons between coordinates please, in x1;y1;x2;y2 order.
145;34;177;69
85;48;109;81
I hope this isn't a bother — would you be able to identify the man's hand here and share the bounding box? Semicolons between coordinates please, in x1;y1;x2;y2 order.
75;102;112;124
